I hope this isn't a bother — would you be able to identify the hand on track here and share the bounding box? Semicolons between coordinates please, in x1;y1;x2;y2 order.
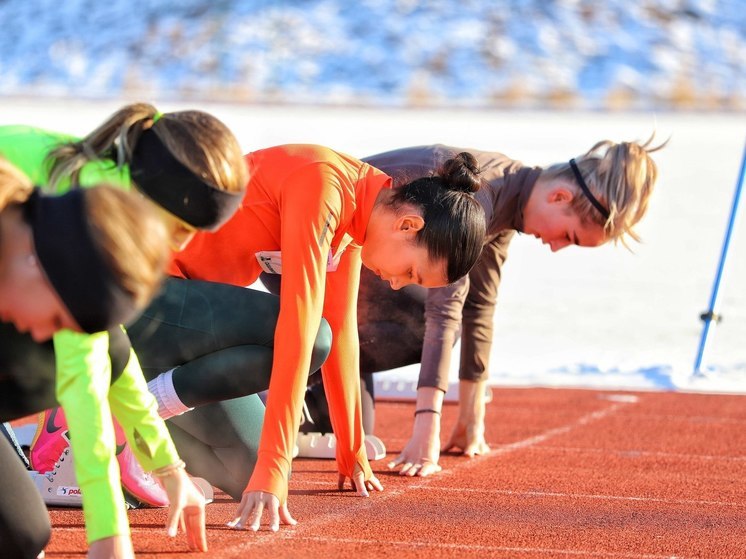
387;411;442;477
228;490;297;533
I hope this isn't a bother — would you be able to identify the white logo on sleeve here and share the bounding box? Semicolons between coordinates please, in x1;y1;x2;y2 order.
255;248;345;275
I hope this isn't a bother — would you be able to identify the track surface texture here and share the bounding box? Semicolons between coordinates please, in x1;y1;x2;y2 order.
31;388;746;558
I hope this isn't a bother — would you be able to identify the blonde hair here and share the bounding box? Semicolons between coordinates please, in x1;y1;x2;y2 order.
541;134;666;246
84;186;170;311
46;102;247;197
0;156;33;210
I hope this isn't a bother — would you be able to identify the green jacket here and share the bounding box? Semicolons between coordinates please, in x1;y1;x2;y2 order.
0;125;179;543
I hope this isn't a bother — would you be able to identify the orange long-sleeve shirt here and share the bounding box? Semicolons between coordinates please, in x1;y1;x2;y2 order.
169;144;391;502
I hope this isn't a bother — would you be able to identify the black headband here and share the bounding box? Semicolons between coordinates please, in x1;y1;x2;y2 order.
25;188;138;333
129;127;243;231
569;159;610;220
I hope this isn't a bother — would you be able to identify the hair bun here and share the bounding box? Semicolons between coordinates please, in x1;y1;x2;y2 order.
439;152;482;194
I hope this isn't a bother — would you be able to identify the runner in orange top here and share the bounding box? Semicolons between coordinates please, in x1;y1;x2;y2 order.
168;144;486;530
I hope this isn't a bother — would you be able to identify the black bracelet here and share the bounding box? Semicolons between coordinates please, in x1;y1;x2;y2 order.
414;408;441;416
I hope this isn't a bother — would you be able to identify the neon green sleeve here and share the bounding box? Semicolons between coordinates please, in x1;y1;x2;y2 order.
53;329;182;543
108;341;180;472
53;329;129;543
0;125;131;192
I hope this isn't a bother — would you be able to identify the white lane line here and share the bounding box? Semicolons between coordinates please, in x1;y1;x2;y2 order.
227;400;636;552
427;487;746;509
290;482;746;509
530;445;746;462
53;525;688;558
616;413;746;425
440;400;632;464
277;535;690;559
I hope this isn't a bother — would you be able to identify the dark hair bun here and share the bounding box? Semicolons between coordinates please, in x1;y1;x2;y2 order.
439;152;482;194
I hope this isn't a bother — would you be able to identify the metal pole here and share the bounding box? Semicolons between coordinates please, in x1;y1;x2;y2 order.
693;142;746;374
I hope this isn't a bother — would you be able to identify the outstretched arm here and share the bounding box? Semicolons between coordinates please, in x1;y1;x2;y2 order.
53;330;130;545
108;339;206;551
232;164;343;531
444;232;513;456
321;244;383;495
387;386;444;477
442;379;490;457
387;277;468;476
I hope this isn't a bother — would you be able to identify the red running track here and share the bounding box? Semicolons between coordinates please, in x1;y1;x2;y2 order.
34;388;746;558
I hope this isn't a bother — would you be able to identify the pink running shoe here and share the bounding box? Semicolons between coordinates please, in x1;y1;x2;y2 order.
30;407;71;474
114;420;169;508
31;408;168;508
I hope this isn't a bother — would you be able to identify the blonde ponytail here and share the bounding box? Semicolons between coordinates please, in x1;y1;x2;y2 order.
46;102;247;198
542;134;666;246
47;103;158;190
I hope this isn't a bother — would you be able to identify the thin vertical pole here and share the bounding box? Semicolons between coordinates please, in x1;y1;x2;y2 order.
693;142;746;374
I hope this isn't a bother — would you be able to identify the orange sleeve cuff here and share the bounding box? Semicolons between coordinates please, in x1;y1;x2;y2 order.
245;451;292;503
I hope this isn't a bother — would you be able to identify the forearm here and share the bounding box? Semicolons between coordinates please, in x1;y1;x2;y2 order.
457;379;488;425
415;386;445;414
64;402;128;544
248;334;314;501
412;386;445;441
321;341;368;477
320;248;369;478
459;235;508;383
418;280;468;391
459;309;495;383
108;347;180;471
53;330;129;543
417;326;459;392
389;386;443;477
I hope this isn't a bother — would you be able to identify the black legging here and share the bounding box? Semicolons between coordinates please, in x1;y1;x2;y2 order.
261;268;425;434
0;323;130;422
0;434;51;559
1;277;332;502
127;278;332;499
262;269;424;376
0;322;58;420
0;322;130;559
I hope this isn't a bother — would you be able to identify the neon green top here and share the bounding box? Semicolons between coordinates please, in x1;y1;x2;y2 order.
0;124;131;190
54;330;179;542
0;125;179;543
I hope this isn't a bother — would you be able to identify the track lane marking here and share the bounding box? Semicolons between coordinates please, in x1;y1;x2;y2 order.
424;487;746;508
226;400;638;553
530;445;746;462
279;535;691;559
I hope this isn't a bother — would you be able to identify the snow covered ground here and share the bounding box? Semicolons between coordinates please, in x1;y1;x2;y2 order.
0;0;744;109
0;98;743;394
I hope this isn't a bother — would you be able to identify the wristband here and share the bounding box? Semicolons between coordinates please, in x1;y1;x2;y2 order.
414;408;441;417
152;459;186;478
